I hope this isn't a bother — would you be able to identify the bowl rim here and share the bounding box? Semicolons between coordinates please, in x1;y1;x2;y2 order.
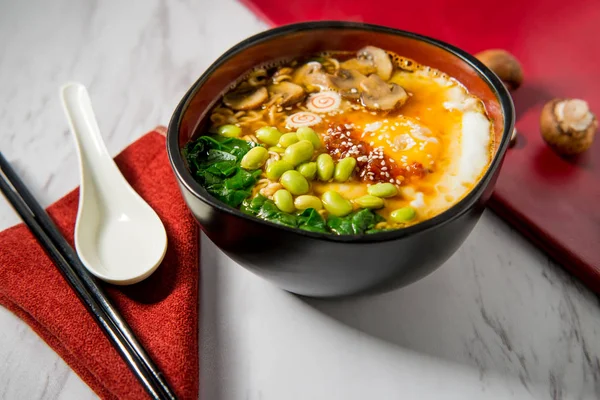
167;20;515;244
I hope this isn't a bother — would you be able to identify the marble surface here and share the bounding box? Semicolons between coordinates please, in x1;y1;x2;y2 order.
0;0;599;399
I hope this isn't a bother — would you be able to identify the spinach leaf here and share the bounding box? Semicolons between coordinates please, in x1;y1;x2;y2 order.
209;135;257;160
241;194;268;215
297;208;327;233
366;228;394;234
272;212;298;227
350;209;385;235
184;134;261;208
327;209;385;235
206;184;251;207
207;149;237;162
241;195;298;227
327;215;354;235
257;199;283;219
204;160;237;177
201;171;223;186
256;199;297;227
241;197;327;232
224;169;261;190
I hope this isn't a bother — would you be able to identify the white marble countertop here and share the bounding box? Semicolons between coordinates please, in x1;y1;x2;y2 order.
1;1;599;399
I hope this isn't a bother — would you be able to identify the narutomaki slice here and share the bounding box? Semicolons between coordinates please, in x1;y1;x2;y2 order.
286;111;322;128
306;92;341;113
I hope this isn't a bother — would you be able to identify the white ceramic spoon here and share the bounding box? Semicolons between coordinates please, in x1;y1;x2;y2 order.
61;82;167;285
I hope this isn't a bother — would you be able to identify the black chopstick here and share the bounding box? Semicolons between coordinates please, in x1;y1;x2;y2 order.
0;153;177;400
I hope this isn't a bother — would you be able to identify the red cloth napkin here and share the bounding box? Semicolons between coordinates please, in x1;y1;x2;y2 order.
0;128;199;400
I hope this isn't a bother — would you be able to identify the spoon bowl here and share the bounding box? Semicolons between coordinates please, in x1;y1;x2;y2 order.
61;83;167;285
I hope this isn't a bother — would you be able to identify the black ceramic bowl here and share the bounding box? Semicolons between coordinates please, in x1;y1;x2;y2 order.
167;21;514;298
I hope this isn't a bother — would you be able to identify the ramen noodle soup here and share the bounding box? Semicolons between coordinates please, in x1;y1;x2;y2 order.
184;46;493;235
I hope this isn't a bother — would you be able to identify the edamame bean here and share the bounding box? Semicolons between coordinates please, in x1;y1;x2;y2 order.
282;140;314;167
240;146;268;170
294;195;323;211
280;170;309;195
266;160;293;180
354;195;385;209
333;157;357;182
278;132;299;147
316;153;334;181
268;146;285;154
217;124;242;138
367;182;398;198
296;126;322;149
322;191;353;217
390;207;416;223
273;189;295;213
297;162;317;180
256;126;282;146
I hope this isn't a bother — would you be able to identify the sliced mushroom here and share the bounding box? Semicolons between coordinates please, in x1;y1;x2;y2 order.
292;62;330;92
247;68;269;87
223;86;268;111
328;69;367;99
268;81;306;106
357;46;393;81
339;58;377;76
359;74;408;111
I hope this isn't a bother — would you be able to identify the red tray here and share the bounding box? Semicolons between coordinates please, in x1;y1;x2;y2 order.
242;0;600;289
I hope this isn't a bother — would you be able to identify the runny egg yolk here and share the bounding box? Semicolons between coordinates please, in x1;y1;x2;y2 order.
359;116;442;170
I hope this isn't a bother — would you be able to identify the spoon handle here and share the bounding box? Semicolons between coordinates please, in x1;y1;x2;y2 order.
60;83;124;188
